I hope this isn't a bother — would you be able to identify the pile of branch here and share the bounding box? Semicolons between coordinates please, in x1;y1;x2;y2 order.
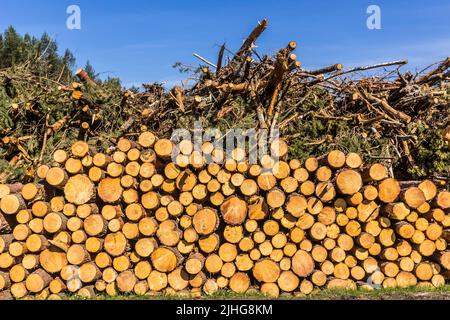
0;19;449;184
0;131;449;299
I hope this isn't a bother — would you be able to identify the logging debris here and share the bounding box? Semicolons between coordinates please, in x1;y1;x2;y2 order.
0;19;448;185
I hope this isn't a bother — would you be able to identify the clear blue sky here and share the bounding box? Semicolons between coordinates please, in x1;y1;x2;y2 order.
1;0;449;87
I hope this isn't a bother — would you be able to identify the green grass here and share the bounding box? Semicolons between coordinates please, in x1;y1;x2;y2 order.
301;285;450;300
60;286;450;300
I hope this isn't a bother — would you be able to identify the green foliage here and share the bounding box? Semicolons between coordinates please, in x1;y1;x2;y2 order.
0;27;80;182
84;60;97;80
0;26;75;82
0;89;13;131
287;119;378;162
408;121;449;178
0;158;23;182
172;61;203;75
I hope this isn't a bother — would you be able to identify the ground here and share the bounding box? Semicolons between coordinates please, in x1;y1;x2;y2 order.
64;286;450;300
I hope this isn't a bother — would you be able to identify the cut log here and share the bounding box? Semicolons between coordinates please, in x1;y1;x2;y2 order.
436;191;450;209
378;178;401;203
345;153;363;169
435;251;450;270
271;139;288;159
0;194;25;215
365;164;387;181
116;270;137;293
45;167;68;188
98;178;123;203
327;150;346;169
154;139;173;159
266;188;286;208
185;253;205;275
39;248;67;273
418;180;437;201
220;196;247;225
304;157;319;172
21;183;44;201
10;282;28;299
83;214;107;237
25;269;52;293
157;220;182;246
151;247;181;273
168;267;189;291
315;182;336;202
402;187;426;209
336;170;362;195
138;131;157;148
104;232;128;257
253;259;280;283
43;212;67;234
198;234;220;253
229;272;250;293
25;234;48;253
291;250;314;277
316;166;332;182
193;208;219;235
277;270;299;292
385;202;410;220
79;262;102;283
0;271;11;291
396;271;417;288
135;238;157;258
71;141;90;157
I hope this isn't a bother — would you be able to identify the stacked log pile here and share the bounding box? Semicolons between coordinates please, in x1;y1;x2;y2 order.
0;131;449;300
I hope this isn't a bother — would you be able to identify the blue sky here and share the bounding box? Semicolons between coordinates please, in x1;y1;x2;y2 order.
1;0;449;87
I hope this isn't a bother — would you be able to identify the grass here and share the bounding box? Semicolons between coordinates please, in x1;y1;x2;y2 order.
61;286;450;300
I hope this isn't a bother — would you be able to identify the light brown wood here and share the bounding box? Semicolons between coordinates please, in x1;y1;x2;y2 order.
336;170;362;195
1;194;25;215
378;178;401;203
98;178;123;203
403;187;426;209
220;196;247;225
39;248;67;273
436;191;450;209
253;259;280;283
25;269;52;293
116;270;137;293
45;168;67;189
2;133;450;298
193;208;219;235
151;247;181;273
292;250;314;277
229;272;250;293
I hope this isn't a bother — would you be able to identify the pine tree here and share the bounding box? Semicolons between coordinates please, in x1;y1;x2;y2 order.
0;26;76;80
0;26;23;67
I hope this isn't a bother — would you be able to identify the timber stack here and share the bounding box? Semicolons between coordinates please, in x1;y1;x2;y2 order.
0;131;449;300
